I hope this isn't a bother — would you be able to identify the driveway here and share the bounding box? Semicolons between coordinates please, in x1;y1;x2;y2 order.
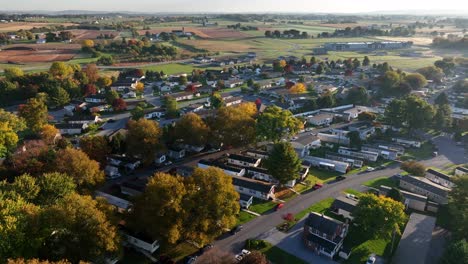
260;218;337;264
431;134;468;165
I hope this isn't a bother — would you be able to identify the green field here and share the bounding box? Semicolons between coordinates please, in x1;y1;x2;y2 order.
294;197;335;220
363;177;398;189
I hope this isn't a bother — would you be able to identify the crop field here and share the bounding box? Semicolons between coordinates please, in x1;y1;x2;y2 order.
67;29;120;40
138;27;251;39
0;22;77;32
0;43;80;64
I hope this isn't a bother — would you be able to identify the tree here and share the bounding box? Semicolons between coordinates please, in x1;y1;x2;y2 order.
130;106;145;120
363;56;370;66
400;161;426;176
239;251;268;264
435;92;449;105
179;75;188;85
316;64;324;74
381;70;401;95
453;79;468;93
79;136;111;164
256;106;303;142
447;174;468;240
264;142;302;185
135;82;145;93
164;96;179;118
83;64;99;84
40;124;59;145
347;131;362;149
317;92;336;108
358;112;376;122
127;173;187;245
82;39;95;49
352;193;407;239
417;66;444;83
210;105;256;147
97;76;113;88
7;259;72;264
183;167;240;245
0;109;26;133
11;140;54;175
48;87;70;107
112;98;127;111
384;99;406;127
434;59;455;75
289;83;306;94
36;172;76;206
105;90;120;105
126;119;162;165
49;62;73;79
40;193;120;263
404;95;434;130
433;104;452;130
387;187;404;202
18;97;48;133
346;86;369;105
210;92;224;109
174;113;210;147
55;148;105;190
83;84;97;96
404;73;428;90
4;67;24;80
440;239;468;264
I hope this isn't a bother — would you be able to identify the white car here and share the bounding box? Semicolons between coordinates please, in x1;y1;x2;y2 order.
366;254;376;264
366;167;375;172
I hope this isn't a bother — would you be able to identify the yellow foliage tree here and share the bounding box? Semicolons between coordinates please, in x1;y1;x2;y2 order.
40;124;59;145
135;82;145;93
289;83;306;94
279;60;287;68
82;39;94;48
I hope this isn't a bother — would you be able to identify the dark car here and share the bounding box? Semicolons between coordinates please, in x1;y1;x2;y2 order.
312;183;323;190
107;119;115;123
335;175;346;181
230;225;243;235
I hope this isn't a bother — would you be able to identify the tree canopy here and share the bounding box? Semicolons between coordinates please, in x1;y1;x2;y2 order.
126;119;163;165
264;142;302;185
173;113;210;147
256;106;302;142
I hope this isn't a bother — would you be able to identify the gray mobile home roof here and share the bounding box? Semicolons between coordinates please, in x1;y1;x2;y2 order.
228;154;260;164
231;176;274;193
400;176;450;197
426;168;452;182
331;196;358;214
304;212;344;243
456;166;468;173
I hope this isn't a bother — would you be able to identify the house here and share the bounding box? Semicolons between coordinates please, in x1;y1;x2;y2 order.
95;191;132;213
182;103;204;113
198;159;246;177
347;122;375;140
246;166;273;182
239;193;254;209
175;166;194;177
67;115;101;125
304;156;350;174
225;80;244;88
425;168;454;189
323;41;412;52
325;152;364;168
308;113;334;126
120;178;148;196
55;123;86;135
224;96;243;107
120;225;160;254
379;185;428;212
168;147;186;159
144;108;165;119
228;154;261;167
362;144;402;160
392;137;422;148
231;176;275;200
36;38;46;44
392;213;436;264
172;92;196;101
104;165;121;179
399;176;450;204
85;94;106;103
455;166;468;176
338;147;379;162
303;212;349;259
290;134;321;157
154;153;166;165
122;91;137;99
330;196;358;220
111;79;138;92
107;155;141;171
245;149;269;159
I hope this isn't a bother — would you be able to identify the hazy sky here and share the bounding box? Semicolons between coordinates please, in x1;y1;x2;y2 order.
3;0;468;13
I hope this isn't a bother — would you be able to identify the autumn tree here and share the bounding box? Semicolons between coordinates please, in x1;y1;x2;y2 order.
83;64;99;84
400;161;426;176
239;251;268;264
289;83;306;94
83;84;97;96
97;76;113;88
49;62;73;80
55;148;105;190
7;259;72;264
112;98;127;111
352;193;407;239
128;172;187;245
79;136;111;164
210;104;256;147
183;167;240;245
105;90;120;105
357;111;377;122
35;172;77;206
18;96;48;133
126;119;162;165
4;67;24;81
264;142;302;185
256;106;303;142
40;193;120;263
40;124;59;145
135;82;145;93
173;113;210;147
82;39;95;49
210;92;224;109
11;140;54;175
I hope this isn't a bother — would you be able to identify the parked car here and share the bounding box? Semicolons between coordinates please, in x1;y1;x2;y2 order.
186;256;197;264
335;175;346;181
366;167;375;172
366;254;376;264
394;173;403;178
275;203;284;211
230;225;243;235
432;151;438;157
202;244;214;252
312;183;323;190
377;165;386;170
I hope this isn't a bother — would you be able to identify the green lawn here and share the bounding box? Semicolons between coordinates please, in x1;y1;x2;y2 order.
305;168;339;184
246;240;308;264
363;177;398;189
248;199;278;214
343;226;400;264
294;197;335;220
158;241;199;262
139;63;210;75
401;142;435;161
237;210;257;225
343;189;363;197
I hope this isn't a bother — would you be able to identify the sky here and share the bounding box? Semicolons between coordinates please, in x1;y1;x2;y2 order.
3;0;468;13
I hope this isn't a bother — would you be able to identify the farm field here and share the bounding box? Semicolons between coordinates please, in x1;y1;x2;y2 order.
67;29;120;40
0;43;80;64
0;22;77;32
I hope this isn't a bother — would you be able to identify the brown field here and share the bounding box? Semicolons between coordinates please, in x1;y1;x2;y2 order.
138;27;250;39
67;29;120;40
0;22;77;32
0;43;80;63
374;36;434;46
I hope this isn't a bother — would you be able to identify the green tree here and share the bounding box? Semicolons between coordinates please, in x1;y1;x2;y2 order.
48;87;70;107
363;56;370;66
210;92;224;109
164;96;179;118
317;92;336;108
36;172;76;206
417;66;444;83
387;187;404;203
18;96;48;133
448;174;468;240
54;148;105;190
381;70;401;95
434;58;455;75
128;172;187;245
404;73;428;90
264;142;302;185
346;86;369;105
130;106;145;120
49;62;73;79
174;113;210;147
357;112;377;122
40;193;120;263
434;92;449;105
347;131;362;149
352;193;407;239
256;106;303;142
384;99;406;127
433;104;452;130
400;161;426;176
441;239;468;264
126;119;162;165
179;75;188;85
183;167;240;245
105;90;120;105
404;95;434;131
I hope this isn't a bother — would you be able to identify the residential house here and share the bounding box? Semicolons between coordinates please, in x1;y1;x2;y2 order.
379;185;428;212
308;113;334;126
239;193;254;209
232;176;275;200
104;165;121;179
182;103;204;113
172;91;196;101
325;152;364;168
362;143;403;160
347;122;375;140
95;191;132;213
111;79;138;92
425;169;454;189
224;96;243;107
455;166;468;176
290;134;321;158
304;156;350;174
228;154;261;168
245;149;269;159
107;155;141;171
392;137;422;148
85;94;106;103
144;108;165;119
154;153;166;165
399;176;450;204
67;115;100;125
168;147;186;160
120;225;160;254
198;159;246;177
330;196;358;220
392;213;436;264
55;123;86;135
317;132;350;146
176;166;195;177
338;146;379;162
303;212;349;259
225;79;244;88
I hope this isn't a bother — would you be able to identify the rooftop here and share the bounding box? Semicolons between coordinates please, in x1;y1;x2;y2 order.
228;154;260;164
400;176;450;197
305;212;344;242
231;175;275;193
426;168;453;182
